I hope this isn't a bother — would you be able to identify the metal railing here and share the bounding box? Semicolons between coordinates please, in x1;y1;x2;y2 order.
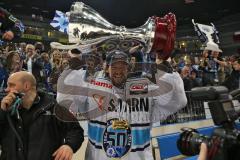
160;91;206;125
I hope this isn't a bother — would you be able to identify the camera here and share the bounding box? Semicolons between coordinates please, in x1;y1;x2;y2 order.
177;86;240;160
0;92;24;100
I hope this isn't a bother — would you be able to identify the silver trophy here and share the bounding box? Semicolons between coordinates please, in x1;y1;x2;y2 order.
51;2;176;59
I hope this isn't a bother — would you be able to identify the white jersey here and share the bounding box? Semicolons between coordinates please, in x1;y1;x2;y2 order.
57;68;187;160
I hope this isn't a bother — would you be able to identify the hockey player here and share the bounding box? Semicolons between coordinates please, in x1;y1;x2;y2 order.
57;50;187;160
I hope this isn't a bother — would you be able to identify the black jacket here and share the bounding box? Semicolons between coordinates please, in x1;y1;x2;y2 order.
0;91;84;160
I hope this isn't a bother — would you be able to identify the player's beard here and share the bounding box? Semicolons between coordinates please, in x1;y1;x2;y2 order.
111;75;127;89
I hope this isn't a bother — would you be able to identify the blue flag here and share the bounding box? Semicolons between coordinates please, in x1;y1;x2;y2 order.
50;10;69;34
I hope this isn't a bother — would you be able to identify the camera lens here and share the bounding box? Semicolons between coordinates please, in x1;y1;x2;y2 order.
177;128;210;156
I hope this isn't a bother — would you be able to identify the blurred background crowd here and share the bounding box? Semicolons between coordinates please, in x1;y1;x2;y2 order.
1;41;240;95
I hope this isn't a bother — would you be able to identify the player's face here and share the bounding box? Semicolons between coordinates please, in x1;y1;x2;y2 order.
109;61;128;88
86;59;95;70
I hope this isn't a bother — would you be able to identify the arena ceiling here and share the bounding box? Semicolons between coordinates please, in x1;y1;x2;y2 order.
0;0;239;27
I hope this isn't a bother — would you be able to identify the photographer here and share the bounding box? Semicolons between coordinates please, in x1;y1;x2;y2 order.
0;71;84;160
198;143;208;160
178;86;240;160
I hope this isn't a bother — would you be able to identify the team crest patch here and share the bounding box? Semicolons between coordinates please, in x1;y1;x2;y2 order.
103;119;132;158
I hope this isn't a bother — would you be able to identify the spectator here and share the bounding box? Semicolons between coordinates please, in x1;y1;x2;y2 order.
199;50;214;86
180;65;201;91
0;49;7;89
205;43;223;84
85;55;97;81
211;50;226;83
34;42;44;54
51;50;62;69
18;42;27;62
178;57;185;70
61;59;69;70
128;53;144;78
4;43;16;53
5;50;22;74
23;44;42;84
222;58;240;91
181;65;191;91
40;52;52;92
49;50;64;93
190;69;202;88
216;58;227;83
0;71;84;160
0;65;7;91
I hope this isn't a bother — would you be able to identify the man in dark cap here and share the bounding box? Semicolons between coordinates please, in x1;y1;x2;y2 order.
105;50;129;88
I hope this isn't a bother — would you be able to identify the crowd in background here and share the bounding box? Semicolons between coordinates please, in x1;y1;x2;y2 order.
175;50;240;92
0;42;69;93
0;41;240;95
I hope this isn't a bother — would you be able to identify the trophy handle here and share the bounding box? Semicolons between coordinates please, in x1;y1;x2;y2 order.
151;13;176;60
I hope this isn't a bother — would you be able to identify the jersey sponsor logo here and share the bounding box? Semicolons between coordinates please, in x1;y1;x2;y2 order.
92;94;105;111
108;98;149;112
103;119;131;158
90;79;113;89
129;83;148;95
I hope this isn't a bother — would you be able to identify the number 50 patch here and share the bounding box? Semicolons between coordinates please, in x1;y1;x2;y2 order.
103;119;132;158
